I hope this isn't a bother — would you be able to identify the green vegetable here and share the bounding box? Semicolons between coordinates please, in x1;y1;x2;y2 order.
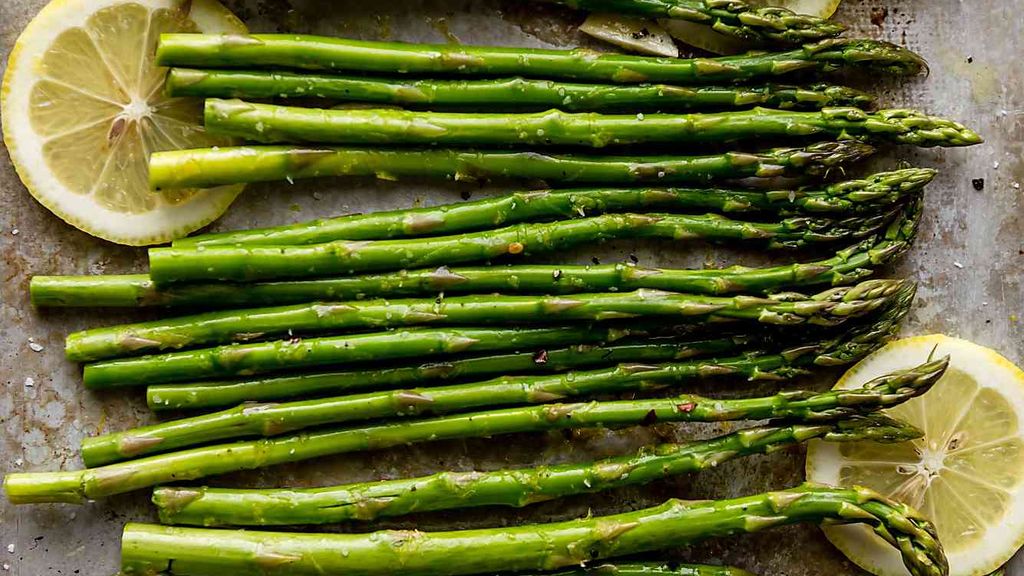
31;195;922;309
6;360;927;500
120;484;947;576
142;336;757;411
547;0;845;44
155;35;927;82
152;412;927;525
81;324;659;388
166;69;873;111
204;100;982;148
66;279;907;361
172;169;931;248
148;141;875;190
147;211;892;283
79;313;927;467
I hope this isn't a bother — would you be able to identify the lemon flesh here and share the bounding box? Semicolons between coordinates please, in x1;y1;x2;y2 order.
806;335;1024;576
1;0;247;245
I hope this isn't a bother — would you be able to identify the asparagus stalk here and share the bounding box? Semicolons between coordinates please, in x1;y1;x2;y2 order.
151;413;925;526
147;211;892;284
167;69;873;111
81;324;669;389
2;342;926;501
144;336;757;411
148;141;874;191
120;484;947;576
154;35;927;82
549;0;845;44
32;196;921;309
520;563;755;576
80;318;930;467
205;100;982;148
66;279;907;361
170;168;932;248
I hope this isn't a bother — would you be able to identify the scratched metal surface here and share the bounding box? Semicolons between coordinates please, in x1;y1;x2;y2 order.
1;0;1022;574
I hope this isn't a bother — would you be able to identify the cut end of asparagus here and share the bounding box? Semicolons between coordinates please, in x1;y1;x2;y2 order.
4;471;86;505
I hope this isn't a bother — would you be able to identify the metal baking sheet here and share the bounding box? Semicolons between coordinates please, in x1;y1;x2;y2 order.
1;0;1021;573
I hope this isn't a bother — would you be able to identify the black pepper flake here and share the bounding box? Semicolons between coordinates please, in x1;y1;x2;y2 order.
533;349;549;364
972;178;985;191
628;253;639;264
967;56;974;63
641;409;658;425
460;189;473;200
591;256;601;265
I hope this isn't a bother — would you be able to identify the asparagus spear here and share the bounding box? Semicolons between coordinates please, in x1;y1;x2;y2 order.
151;413;925;525
154;35;927;82
3;347;927;501
144;336;757;411
548;0;846;44
148;141;875;191
79;317;929;467
66;279;907;361
205;100;982;148
81;324;663;389
170;168;932;248
520;563;755;576
167;69;873;111
32;196;921;309
120;484;947;576
147;211;892;284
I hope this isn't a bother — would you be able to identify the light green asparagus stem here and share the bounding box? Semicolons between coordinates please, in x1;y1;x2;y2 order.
120;484;948;576
151;413;924;526
143;336;756;411
4;351;927;501
169;169;932;248
166;69;873;111
147;211;892;284
81;324;663;389
205;100;982;148
66;279;907;361
31;195;922;309
79;319;931;467
154;35;927;82
147;141;875;190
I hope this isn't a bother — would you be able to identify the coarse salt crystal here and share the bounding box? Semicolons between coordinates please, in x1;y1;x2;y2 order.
5;544;12;554
953;261;964;269
23;377;34;388
27;340;44;352
11;229;18;236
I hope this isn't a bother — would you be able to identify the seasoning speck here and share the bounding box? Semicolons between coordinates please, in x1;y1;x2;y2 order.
972;178;985;191
636;113;644;121
953;261;964;269
27;339;43;352
5;544;12;554
591;257;601;265
533;349;549;364
508;242;524;254
11;229;19;236
23;377;34;388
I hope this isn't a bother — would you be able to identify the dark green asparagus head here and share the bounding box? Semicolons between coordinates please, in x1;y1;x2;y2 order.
700;0;846;44
796;484;948;576
805;38;930;77
821;413;924;443
777;278;917;367
761;140;876;178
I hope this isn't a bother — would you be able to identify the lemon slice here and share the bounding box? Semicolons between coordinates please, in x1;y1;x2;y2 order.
807;335;1024;576
1;0;247;246
661;0;843;55
580;13;679;57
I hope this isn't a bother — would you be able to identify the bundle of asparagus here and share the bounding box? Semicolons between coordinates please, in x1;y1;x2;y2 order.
6;4;982;574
